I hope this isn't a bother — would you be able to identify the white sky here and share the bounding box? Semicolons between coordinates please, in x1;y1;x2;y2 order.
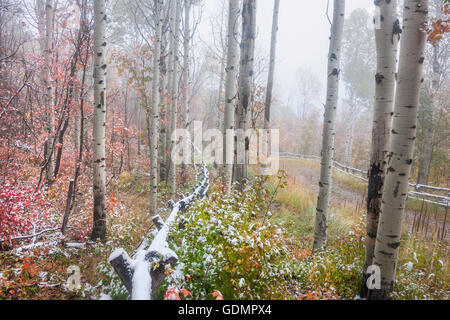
198;0;373;105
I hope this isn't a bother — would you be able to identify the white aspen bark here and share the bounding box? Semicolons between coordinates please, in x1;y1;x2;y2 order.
36;0;45;49
178;0;191;187
169;0;181;197
166;9;175;184
217;64;225;128
361;0;399;298
264;0;280;130
91;0;107;242
370;0;428;299
159;73;167;180
234;0;256;188
159;31;168;181
344;123;351;165
182;0;191;128
222;0;240;193
44;0;54;184
261;0;280;174
137;93;141;156
74;74;81;153
312;0;345;251
150;0;163;213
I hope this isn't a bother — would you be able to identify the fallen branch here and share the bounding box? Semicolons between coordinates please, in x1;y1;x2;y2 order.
0;226;79;243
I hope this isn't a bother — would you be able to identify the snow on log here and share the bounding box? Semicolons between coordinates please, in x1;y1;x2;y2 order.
108;248;134;294
108;163;209;300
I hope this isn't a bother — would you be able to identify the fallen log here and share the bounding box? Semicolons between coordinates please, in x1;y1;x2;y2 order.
108;164;209;300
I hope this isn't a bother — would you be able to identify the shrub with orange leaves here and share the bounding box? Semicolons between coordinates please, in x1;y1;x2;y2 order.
164;286;180;300
211;290;224;300
164;286;192;300
293;248;312;260
428;4;450;44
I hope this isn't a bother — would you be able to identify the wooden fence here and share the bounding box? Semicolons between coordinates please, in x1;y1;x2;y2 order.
279;152;448;240
279;152;449;207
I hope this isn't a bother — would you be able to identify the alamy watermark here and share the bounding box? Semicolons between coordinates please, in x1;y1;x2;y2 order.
62;263;381;293
366;265;381;290
65;265;81;291
170;121;280;175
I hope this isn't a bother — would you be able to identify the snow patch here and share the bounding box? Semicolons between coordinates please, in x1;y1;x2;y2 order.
108;248;127;262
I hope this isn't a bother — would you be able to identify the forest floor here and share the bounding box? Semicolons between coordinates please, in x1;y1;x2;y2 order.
0;163;448;300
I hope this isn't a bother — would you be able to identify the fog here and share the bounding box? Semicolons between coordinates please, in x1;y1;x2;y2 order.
199;0;373;105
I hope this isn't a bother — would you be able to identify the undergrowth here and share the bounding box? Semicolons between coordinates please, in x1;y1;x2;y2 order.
267;171;449;300
162;174;296;300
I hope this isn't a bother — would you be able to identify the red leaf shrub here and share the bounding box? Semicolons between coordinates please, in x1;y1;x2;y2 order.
0;179;50;241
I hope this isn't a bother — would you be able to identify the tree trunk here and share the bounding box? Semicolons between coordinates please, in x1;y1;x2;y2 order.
234;0;256;189
91;0;107;242
74;72;81;154
360;0;399;299
261;0;280;174
344;117;355;166
44;0;54;185
150;0;163;213
182;0;191;128
165;9;174;183
369;0;428;300
159;68;167;181
159;30;168;181
217;62;225;129
222;0;240;193
312;0;345;252
264;0;280;131
169;0;181;197
137;93;141;156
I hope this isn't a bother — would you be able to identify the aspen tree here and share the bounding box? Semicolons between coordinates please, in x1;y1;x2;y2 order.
222;0;240;192
44;0;54;185
234;0;256;189
182;0;191;128
91;0;107;241
160;27;169;182
264;0;280;131
169;0;181;197
370;0;428;300
165;0;175;186
361;0;399;298
150;0;163;213
312;0;345;251
261;0;280;175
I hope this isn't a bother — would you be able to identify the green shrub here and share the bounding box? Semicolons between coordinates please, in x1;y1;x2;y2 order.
164;176;296;300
